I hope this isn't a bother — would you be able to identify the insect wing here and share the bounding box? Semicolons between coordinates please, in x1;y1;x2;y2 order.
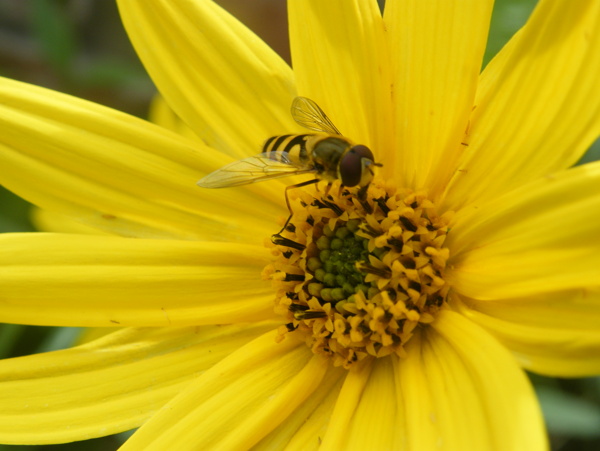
197;153;316;188
291;97;342;136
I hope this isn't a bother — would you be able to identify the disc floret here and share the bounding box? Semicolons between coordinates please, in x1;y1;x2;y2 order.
264;179;452;368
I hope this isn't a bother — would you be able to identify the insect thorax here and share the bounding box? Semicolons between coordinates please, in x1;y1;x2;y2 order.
311;136;353;182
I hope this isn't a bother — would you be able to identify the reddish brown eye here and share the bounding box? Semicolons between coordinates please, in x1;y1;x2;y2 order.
339;145;374;186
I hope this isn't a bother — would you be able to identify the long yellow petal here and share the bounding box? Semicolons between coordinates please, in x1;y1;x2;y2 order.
346;358;401;449
397;310;547;451
443;0;600;211
254;370;344;450
119;331;318;450
288;0;394;173
0;76;284;242
454;291;600;377
392;334;437;450
118;0;297;158
319;360;373;448
0;322;276;444
216;354;329;450
0;233;276;327
30;207;109;235
148;95;200;142
447;162;600;300
384;0;493;198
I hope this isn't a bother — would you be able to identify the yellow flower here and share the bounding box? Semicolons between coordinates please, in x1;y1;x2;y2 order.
0;0;599;449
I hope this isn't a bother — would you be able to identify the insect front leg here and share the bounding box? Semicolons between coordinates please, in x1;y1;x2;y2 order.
357;183;373;214
271;179;319;245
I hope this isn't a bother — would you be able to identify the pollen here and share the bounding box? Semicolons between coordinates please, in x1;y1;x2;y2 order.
263;178;453;368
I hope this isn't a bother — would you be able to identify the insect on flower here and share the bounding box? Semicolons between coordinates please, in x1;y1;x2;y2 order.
197;97;381;236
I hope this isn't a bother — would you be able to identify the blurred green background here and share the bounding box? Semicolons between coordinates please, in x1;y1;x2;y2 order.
0;0;598;450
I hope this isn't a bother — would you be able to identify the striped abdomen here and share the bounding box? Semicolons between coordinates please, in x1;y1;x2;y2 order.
262;134;314;165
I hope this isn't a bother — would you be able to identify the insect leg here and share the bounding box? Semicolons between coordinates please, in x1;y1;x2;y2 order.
357;183;373;214
272;179;319;244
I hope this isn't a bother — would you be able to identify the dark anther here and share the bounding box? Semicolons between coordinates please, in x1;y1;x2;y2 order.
358;263;392;279
323;199;343;215
289;304;309;312
286;292;299;300
408;280;422;292
285;323;298;332
410;201;418;209
285;223;296;232
388;237;403;249
312;199;328;209
381;310;393;322
282;251;293;259
375;197;390;215
396;285;408;296
362;224;382;237
360;198;372;214
284;273;305;282
399;217;418;232
306;215;315;226
402;259;416;269
271;234;306;251
298;310;328;319
426;294;444;307
359;324;371;334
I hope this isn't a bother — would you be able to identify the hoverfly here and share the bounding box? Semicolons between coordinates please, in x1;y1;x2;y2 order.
197;97;380;236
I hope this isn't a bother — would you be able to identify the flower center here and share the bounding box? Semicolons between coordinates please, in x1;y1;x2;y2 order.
263;178;452;368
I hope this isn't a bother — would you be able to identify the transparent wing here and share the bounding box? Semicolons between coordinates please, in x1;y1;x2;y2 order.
291;97;342;135
197;152;317;188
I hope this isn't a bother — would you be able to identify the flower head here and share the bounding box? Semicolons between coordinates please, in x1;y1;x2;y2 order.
0;0;599;450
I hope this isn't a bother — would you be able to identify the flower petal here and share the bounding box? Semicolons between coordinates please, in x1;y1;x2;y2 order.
454;291;600;377
447;162;600;300
148;95;200;141
0;233;276;327
118;0;297;158
30;207;109;235
396;310;546;451
119;331;327;450
255;375;343;450
288;0;394;170
323;358;403;449
443;0;600;210
319;360;374;448
0;323;276;444
0;76;283;242
384;0;493;197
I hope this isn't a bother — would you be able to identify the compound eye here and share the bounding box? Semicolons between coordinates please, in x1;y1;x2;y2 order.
339;145;375;187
